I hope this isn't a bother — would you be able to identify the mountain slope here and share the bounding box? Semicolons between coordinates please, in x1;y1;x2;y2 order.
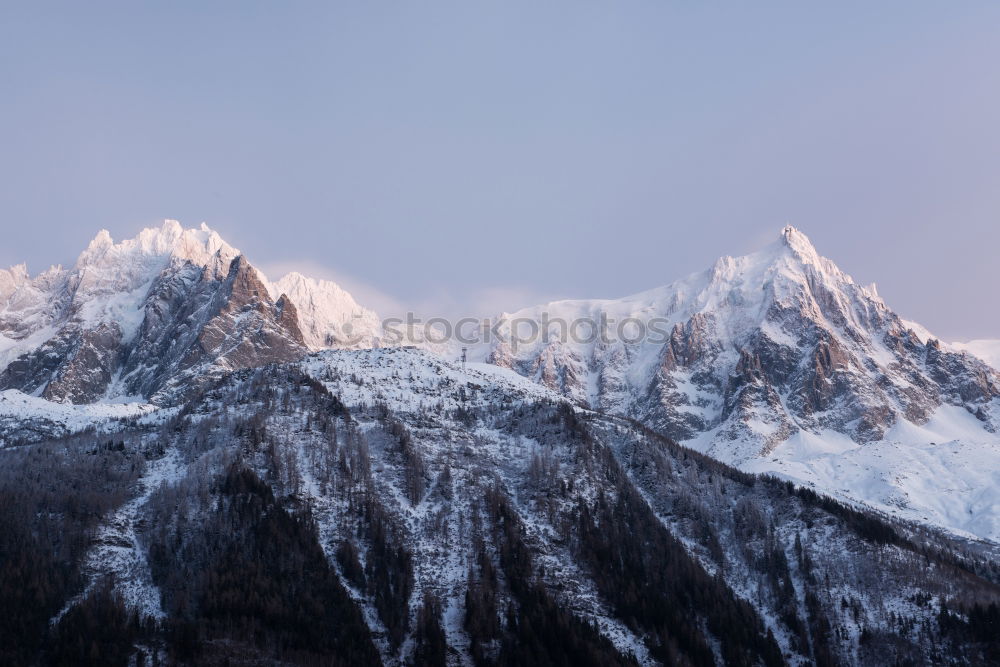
3;222;998;541
3;348;998;665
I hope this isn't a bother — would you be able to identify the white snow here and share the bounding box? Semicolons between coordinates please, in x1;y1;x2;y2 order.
0;220;242;376
0;389;161;445
268;271;383;350
737;403;1000;542
472;225;895;400
0;220;399;385
952;339;1000;370
300;348;559;417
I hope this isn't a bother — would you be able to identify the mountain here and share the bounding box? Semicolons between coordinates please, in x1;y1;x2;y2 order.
2;223;1000;665
3;223;998;541
4;348;999;665
0;221;383;404
479;227;1000;539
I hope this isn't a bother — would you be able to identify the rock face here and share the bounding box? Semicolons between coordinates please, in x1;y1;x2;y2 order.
115;253;309;401
0;221;380;404
480;226;1000;463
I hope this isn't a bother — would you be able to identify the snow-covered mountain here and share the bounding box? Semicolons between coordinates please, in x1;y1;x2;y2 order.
0;221;384;404
480;227;1000;539
3;223;1000;664
3;222;999;541
268;271;382;350
4;222;999;542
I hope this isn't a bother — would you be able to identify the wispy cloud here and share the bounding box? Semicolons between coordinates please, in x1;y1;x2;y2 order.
257;258;559;321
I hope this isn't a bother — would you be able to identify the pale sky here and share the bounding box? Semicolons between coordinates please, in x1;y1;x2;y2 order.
2;2;999;340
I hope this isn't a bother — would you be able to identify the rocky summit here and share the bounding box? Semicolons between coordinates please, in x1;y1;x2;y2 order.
0;221;381;404
485;226;1000;459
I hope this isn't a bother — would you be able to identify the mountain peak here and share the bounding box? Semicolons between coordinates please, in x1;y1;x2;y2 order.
72;220;239;276
780;223;806;242
707;226;825;287
778;224;821;263
83;229;114;254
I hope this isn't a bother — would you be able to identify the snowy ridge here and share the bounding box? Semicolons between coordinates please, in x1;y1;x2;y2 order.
478;225;897;407
736;404;1000;541
1;220;239;345
4;224;1000;663
2;221;999;549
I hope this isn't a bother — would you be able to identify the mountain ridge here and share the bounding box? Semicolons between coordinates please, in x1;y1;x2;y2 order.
5;346;999;665
483;226;998;450
0;221;384;403
2;221;998;541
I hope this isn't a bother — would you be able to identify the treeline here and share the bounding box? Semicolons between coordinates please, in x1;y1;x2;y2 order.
938;601;1000;664
48;581;147;667
358;493;415;649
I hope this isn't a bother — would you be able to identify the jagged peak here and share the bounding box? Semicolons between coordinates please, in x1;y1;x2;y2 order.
266;270;381;350
780;224;819;259
87;229;114;251
72;220;240;276
701;226;840;295
169;221;236;266
756;226;896;326
0;262;31;283
272;270;313;287
705;226;824;280
4;220;381;348
765;225;861;290
73;229;116;267
500;224;901;364
268;270;373;317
